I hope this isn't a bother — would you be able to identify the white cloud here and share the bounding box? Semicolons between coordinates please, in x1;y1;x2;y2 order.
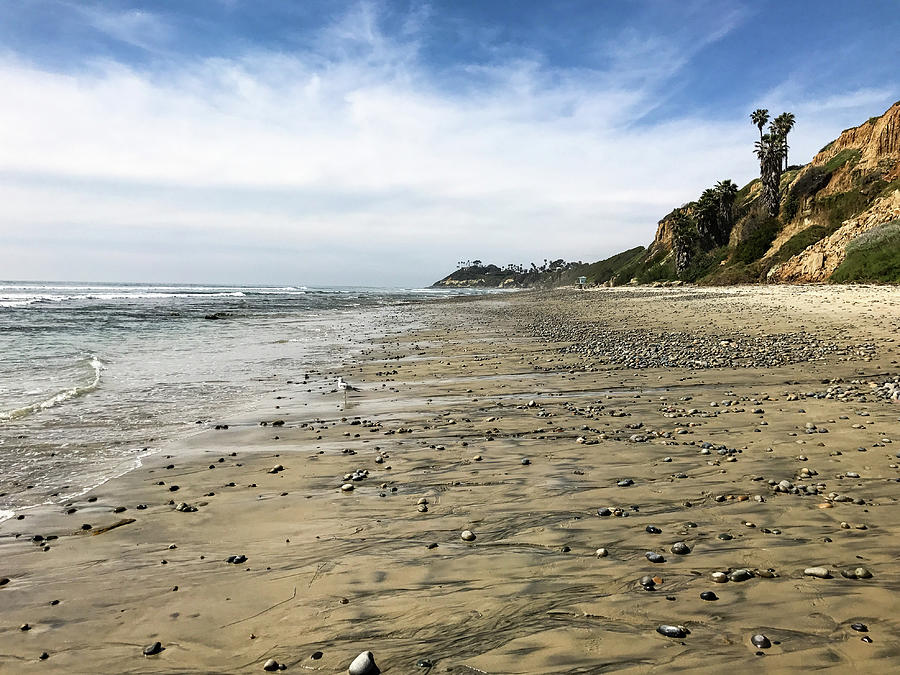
0;2;893;285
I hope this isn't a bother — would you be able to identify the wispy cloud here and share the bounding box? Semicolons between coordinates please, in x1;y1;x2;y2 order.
0;1;894;285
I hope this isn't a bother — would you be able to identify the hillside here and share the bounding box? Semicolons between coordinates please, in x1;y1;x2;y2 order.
432;100;900;288
628;99;900;285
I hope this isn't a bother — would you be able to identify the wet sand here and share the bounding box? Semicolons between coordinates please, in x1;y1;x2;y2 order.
1;285;899;673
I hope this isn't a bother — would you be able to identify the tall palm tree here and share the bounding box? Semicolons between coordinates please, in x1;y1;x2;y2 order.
750;108;770;140
772;112;796;169
755;133;782;217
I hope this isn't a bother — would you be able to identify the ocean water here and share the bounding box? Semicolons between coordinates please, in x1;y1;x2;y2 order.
0;281;488;518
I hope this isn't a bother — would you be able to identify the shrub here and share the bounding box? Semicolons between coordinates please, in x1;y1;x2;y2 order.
831;220;900;282
769;226;833;265
733;214;780;264
818;190;870;229
822;148;861;173
782;165;832;220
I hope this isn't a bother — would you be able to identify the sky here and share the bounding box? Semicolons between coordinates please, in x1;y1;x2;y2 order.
0;0;898;286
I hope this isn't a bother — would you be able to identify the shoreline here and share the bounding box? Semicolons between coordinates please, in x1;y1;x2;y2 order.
1;285;898;673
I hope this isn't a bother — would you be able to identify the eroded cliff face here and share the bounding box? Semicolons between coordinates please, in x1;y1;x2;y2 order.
762;100;900;268
811;100;900;186
647;212;676;259
767;189;900;283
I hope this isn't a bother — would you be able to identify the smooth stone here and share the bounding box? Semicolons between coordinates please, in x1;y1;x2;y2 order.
711;572;728;583
700;591;718;601
348;650;380;675
729;568;753;582
595;548;609;558
671;542;691;555
645;525;661;534
717;533;733;540
851;622;868;632
341;484;355;492
656;625;688;638
263;658;279;671
597;508;612;517
645;552;666;563
751;634;771;649
804;567;831;578
142;642;163;656
617;479;634;487
520;458;531;465
460;530;476;541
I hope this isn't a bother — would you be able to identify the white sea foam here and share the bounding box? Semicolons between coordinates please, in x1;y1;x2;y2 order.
0;355;104;422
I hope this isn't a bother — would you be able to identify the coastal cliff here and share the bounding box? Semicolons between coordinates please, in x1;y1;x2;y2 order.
434;100;900;288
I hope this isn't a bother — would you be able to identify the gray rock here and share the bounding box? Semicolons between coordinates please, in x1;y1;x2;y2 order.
729;568;753;582
671;542;691;555
645;552;666;563
804;566;831;578
460;530;476;541
751;634;771;649
263;658;279;671
656;625;688;638
142;642;163;656
349;650;380;675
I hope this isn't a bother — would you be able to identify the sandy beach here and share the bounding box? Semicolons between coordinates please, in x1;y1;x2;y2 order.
1;284;899;674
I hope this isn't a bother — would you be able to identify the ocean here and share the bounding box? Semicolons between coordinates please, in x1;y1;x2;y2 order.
0;281;489;519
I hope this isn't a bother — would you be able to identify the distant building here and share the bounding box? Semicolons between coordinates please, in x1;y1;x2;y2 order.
577;276;587;288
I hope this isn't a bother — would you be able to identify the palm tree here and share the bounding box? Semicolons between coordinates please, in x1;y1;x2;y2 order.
755;133;785;217
714;179;739;244
772;112;796;169
750;108;770;140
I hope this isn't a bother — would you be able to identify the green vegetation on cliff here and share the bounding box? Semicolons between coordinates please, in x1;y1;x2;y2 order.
830;220;900;283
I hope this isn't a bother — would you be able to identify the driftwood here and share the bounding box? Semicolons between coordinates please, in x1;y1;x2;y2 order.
89;518;137;535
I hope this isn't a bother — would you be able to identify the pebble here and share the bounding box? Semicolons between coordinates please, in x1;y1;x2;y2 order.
729;568;753;582
700;591;718;601
656;625;688;638
804;567;831;578
460;530;476;541
841;567;873;579
711;572;728;583
751;634;771;649
142;642;163;656
617;479;634;487
348;650;380;675
671;542;690;555
226;554;248;564
521;458;531;465
341;484;355;492
595;548;609;558
645;525;661;534
645;552;666;563
851;623;868;632
263;657;280;671
597;507;612;517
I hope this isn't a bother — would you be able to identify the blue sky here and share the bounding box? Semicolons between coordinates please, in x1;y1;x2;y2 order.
0;0;897;285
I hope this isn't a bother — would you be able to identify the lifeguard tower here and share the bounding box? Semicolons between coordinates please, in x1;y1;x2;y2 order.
577;276;587;289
